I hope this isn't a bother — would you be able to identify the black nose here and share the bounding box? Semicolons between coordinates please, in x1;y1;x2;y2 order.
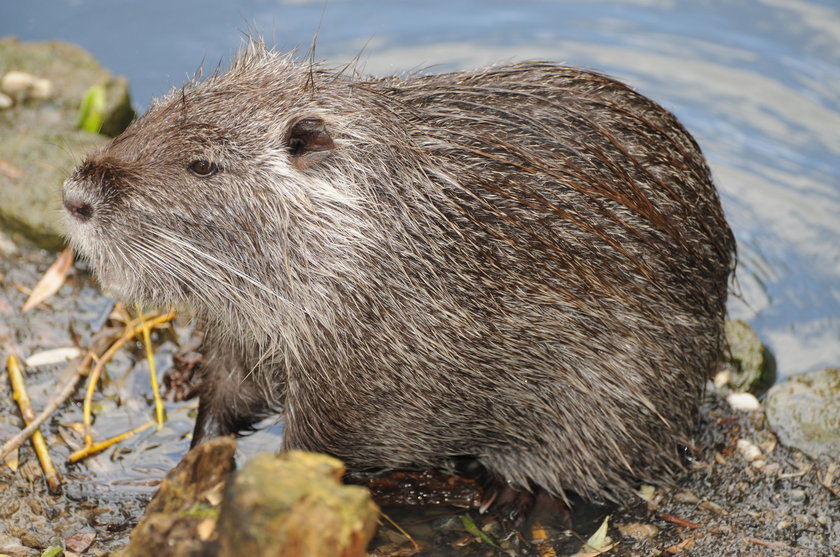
64;197;94;222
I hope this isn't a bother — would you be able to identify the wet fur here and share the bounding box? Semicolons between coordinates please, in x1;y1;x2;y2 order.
63;42;735;503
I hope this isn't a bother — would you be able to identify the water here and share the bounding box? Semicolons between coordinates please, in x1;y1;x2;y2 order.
3;0;839;378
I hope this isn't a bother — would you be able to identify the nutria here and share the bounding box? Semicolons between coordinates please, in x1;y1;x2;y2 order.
62;41;735;504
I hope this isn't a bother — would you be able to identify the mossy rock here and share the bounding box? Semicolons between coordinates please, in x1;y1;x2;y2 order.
114;437;236;557
717;319;776;396
217;451;379;557
115;440;378;557
0;37;135;250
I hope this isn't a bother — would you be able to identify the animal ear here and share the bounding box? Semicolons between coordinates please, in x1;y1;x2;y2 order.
286;117;335;169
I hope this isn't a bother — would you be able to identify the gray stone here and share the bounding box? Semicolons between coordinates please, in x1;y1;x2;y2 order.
765;368;840;459
0;533;37;557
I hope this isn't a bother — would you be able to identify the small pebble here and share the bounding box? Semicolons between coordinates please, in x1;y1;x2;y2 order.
761;462;781;476
726;392;761;411
380;530;404;545
0;232;18;256
699;500;728;515
0;70;53;100
715;524;734;535
673;490;699;504
713;370;731;388
789;489;806;503
617;522;658;540
0;91;12;108
637;484;656;502
736;438;763;462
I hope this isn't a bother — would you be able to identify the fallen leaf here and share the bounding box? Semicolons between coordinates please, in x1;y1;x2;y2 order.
22;248;73;312
460;515;499;548
4;447;19;472
571;542;620;557
196;518;216;541
531;521;558;557
531;521;549;542
65;531;96;553
40;546;63;557
572;515;615;556
584;515;610;550
0;159;23;180
25;347;83;367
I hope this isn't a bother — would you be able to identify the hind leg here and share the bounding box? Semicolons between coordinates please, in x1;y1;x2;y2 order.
481;480;573;530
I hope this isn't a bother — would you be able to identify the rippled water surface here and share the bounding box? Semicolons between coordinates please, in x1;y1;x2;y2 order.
4;0;839;379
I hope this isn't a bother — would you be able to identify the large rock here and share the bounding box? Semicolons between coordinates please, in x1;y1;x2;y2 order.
114;438;236;557
114;440;378;557
0;37;135;250
216;451;379;557
765;368;840;459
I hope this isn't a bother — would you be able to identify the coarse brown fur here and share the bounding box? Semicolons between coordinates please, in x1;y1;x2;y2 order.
62;41;735;504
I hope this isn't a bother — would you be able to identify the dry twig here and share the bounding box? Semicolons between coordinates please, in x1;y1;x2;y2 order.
0;352;92;461
68;420;156;463
21;248;73;312
380;511;421;554
5;352;62;493
137;303;166;430
817;463;839;498
81;309;176;447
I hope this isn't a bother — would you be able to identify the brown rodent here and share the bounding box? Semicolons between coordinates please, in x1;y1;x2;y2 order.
62;42;735;504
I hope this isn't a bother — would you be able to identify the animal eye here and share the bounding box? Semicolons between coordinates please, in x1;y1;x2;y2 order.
188;160;218;177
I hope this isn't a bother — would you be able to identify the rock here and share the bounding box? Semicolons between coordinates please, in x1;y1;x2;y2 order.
0;230;18;255
765;368;840;459
1;70;53;101
673;490;699;504
736;438;763;463
216;451;379;557
114;440;378;557
114;437;236;557
726;392;761;411
789;489;807;504
0;38;135;250
616;522;658;541
715;319;776;396
0;533;36;557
